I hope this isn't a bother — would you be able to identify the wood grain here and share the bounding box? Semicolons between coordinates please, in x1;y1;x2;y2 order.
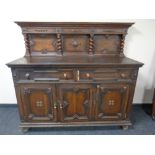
7;22;143;131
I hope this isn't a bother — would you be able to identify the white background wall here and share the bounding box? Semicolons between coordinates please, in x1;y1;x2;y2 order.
0;0;155;104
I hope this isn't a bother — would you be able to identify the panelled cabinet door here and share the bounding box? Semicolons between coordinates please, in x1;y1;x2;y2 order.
95;84;129;120
21;84;57;122
57;84;94;122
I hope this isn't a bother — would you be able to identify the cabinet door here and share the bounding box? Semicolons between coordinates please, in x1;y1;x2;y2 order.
57;84;94;122
21;84;57;122
95;84;129;120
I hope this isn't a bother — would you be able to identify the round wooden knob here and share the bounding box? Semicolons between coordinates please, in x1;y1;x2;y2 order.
86;73;90;78
97;85;100;89
63;73;67;79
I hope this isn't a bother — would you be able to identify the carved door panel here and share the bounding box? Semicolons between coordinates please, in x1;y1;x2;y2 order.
57;84;94;122
21;84;57;122
95;84;129;120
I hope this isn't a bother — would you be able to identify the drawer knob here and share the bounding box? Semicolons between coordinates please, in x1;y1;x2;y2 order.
121;73;126;78
63;73;67;79
77;70;80;81
25;73;30;79
86;73;90;78
97;85;100;89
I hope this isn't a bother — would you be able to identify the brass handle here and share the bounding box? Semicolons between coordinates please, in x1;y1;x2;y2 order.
60;104;63;109
36;101;43;107
77;70;80;81
54;102;57;109
57;100;63;109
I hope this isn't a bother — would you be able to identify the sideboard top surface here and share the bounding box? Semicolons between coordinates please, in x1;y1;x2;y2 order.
7;56;143;67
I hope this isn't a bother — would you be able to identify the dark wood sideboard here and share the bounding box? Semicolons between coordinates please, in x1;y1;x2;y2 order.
7;22;143;132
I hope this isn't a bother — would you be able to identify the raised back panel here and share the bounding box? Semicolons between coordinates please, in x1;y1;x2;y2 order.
94;34;121;55
29;34;57;55
29;34;57;54
63;34;89;54
15;22;133;57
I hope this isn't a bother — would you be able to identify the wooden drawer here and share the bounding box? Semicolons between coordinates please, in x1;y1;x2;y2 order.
15;68;136;83
79;69;133;81
16;69;74;81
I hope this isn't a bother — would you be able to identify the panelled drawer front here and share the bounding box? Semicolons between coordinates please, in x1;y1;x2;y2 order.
94;69;119;81
79;69;134;82
16;69;74;81
15;68;136;82
79;69;118;81
32;69;74;81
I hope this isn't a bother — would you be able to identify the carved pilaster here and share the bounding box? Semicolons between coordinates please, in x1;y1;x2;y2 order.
23;33;30;56
89;34;94;55
56;33;62;55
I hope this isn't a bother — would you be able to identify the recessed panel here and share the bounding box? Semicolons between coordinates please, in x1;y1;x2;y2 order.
63;35;89;53
29;90;50;116
63;90;88;116
29;34;57;53
94;35;121;54
102;91;121;114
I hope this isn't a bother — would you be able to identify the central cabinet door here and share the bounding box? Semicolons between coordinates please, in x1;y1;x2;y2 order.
95;84;129;120
21;84;57;122
57;84;94;122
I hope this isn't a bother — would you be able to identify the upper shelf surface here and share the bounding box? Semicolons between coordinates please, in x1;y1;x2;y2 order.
15;22;134;28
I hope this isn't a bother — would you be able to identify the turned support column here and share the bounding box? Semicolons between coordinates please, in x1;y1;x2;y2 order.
23;33;30;56
89;34;94;55
57;33;62;55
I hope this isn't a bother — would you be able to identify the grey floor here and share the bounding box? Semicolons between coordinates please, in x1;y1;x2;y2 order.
0;104;154;135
